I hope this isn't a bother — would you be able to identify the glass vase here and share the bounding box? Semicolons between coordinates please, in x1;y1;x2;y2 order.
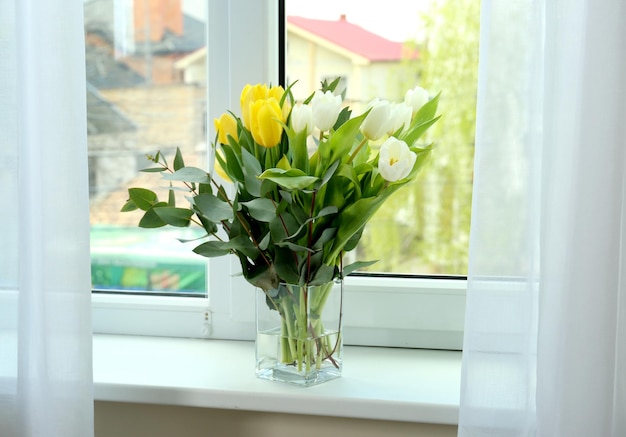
255;279;343;386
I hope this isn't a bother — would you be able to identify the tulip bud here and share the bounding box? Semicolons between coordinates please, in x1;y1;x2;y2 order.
268;85;291;120
310;90;343;132
387;102;413;135
240;83;269;129
213;148;231;182
290;103;314;135
213;112;239;145
378;137;417;182
249;97;284;148
361;98;392;141
404;86;429;114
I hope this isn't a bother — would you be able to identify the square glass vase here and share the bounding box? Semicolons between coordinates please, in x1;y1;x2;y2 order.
255;279;343;386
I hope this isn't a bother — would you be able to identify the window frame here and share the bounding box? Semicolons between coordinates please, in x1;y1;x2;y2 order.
91;0;467;351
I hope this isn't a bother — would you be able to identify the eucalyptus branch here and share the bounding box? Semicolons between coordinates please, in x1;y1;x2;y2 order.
149;156;201;197
208;178;272;268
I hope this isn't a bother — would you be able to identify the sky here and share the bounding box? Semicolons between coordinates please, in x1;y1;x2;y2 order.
181;0;432;43
286;0;432;42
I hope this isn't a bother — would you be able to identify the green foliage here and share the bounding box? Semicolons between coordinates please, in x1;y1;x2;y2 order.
122;81;440;290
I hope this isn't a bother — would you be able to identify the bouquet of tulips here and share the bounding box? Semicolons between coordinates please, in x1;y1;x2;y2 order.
123;78;440;378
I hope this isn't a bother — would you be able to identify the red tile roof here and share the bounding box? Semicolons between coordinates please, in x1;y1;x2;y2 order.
287;15;405;62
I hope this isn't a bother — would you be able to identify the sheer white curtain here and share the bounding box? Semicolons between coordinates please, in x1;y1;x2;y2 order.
0;0;94;436
459;0;626;436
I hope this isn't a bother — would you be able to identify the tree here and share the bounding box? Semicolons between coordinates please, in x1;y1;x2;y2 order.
359;0;481;275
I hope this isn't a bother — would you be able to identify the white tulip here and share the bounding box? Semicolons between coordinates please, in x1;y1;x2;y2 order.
387;102;413;135
290;103;314;135
361;98;392;141
378;137;417;182
310;90;343;132
404;86;429;114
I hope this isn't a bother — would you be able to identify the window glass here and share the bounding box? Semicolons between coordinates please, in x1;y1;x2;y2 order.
85;0;208;294
89;1;469;347
285;0;480;275
86;0;479;296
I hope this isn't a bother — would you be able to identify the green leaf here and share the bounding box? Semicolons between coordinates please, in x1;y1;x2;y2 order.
138;203;169;228
315;205;339;218
221;144;245;182
241;147;262;175
278;190;292;204
413;91;441;126
343;225;365;252
193;193;234;222
246;263;279;293
403;145;433;182
128;188;158;211
279;205;338;244
290;129;309;172
325;196;387;263
323;176;347;211
168;186;176;207
318;111;367;168
309;264;335;286
162;167;211;184
275;241;314;252
241;148;263;197
193;236;258;259
224;235;259;259
173;147;185;171
276;198;289;216
336;163;362;199
315;159;340;190
312;227;337;250
273;247;300;284
276;154;291;170
120;199;138;212
342;260;378;277
402;115;442;146
258;168;319;190
140;167;167;173
193;240;232;257
197;216;218;235
322;76;342;93
270;213;299;243
241;198;276;222
153;206;193;227
177;233;210;243
198;183;212;195
259;232;271;251
333;106;352;131
401;92;441;145
156;151;168;168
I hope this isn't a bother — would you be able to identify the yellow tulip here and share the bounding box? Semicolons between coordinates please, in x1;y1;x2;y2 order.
213;112;239;145
240;84;268;129
268;85;285;101
268;85;291;119
249;97;283;148
213;148;231;182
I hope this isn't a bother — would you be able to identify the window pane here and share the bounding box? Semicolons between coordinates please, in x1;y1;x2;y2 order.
286;0;479;275
85;0;208;294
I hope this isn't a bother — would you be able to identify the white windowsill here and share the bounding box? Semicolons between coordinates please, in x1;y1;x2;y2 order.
93;334;461;425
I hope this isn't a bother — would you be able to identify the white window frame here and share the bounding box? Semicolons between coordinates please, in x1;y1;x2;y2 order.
91;0;467;351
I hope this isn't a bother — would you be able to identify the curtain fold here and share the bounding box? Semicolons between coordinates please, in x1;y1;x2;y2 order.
0;0;94;436
459;0;626;436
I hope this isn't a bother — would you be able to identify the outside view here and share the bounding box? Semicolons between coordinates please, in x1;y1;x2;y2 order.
86;0;480;294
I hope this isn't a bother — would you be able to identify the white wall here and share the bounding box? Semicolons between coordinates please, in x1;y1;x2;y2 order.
95;402;458;437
